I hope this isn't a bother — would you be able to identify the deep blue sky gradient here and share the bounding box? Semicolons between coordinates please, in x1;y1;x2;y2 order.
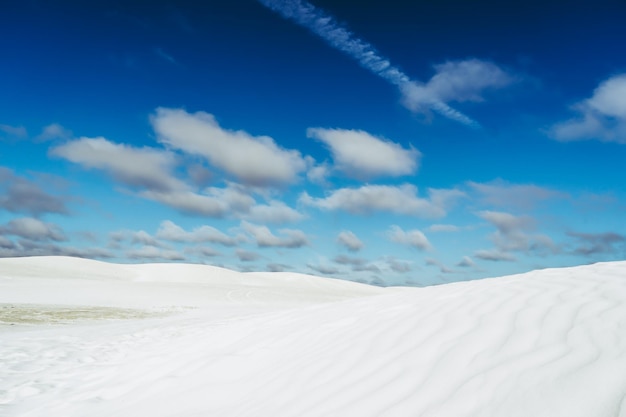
1;0;625;285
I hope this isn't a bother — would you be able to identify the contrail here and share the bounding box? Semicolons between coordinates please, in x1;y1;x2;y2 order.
257;0;478;127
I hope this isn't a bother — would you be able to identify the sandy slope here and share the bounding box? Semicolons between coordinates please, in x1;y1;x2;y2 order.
1;257;626;416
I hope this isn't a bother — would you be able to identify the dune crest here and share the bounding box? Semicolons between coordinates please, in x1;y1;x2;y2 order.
1;257;625;416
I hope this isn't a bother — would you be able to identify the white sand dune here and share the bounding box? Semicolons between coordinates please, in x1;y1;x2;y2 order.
1;257;626;416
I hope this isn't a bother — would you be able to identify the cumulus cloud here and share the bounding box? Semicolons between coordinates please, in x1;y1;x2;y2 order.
337;230;364;252
387;225;432;251
126;246;186;261
151;108;307;186
333;254;380;273
468;179;568;210
456;256;475;268
550;74;626;143
306;163;331;186
428;224;460;232
385;257;412;273
36;123;73;142
156;220;240;246
236;249;261;262
479;210;535;251
130;230;164;247
0;241;114;259
333;254;366;266
0;217;66;242
51;137;185;192
267;263;291;272
474;249;516;262
186;165;213;187
246;200;305;224
0;168;69;216
241;221;309;248
477;210;558;258
184;246;221;258
307;263;341;275
425;258;454;274
0;236;16;249
307;128;419;179
300;184;463;218
567;231;625;256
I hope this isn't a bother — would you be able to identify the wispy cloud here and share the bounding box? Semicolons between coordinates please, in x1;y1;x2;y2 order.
0;124;28;139
257;0;493;126
154;47;178;65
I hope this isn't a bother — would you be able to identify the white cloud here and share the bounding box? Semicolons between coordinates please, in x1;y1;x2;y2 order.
0;236;16;249
141;190;233;217
468;179;568;210
51;137;185;192
300;184;463;218
130;230;164;247
387;225;432;251
0;168;69;216
567;231;625;256
474;249;516;262
156;220;240;246
246;200;305;224
428;224;460;232
550;74;626;143
126;246;186;261
36;123;72;142
236;249;261;262
257;0;482;126
385;257;412;273
402;60;514;114
307;262;341;275
337;230;364;252
306;163;331;186
478;210;558;257
184;246;221;258
241;221;309;248
456;256;475;268
151;108;307;186
425;258;454;274
0;124;27;138
0;218;66;242
0;241;114;259
479;210;535;252
307;128;419;179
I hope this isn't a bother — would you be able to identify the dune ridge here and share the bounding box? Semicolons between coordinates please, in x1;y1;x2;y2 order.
1;257;625;416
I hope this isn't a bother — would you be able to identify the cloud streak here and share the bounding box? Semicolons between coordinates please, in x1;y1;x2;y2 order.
257;0;479;126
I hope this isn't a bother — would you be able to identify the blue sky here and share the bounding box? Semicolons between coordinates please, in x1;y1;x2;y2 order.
1;0;625;286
